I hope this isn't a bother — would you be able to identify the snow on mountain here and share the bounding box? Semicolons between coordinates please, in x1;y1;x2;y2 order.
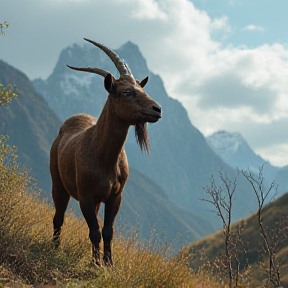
206;130;288;196
206;130;268;173
60;73;93;96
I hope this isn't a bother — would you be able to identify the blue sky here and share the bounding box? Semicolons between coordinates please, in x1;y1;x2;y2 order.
193;0;288;47
1;0;288;166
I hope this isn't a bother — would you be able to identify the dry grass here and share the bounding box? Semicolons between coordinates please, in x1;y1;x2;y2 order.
0;136;221;288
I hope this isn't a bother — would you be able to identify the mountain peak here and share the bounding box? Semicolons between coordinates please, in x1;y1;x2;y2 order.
206;130;276;173
207;130;245;152
118;41;139;51
116;41;149;78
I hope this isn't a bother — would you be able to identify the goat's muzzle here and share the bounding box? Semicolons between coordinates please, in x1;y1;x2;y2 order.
152;105;161;114
146;105;162;123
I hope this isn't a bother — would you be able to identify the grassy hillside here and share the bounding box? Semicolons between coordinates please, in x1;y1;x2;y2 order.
180;192;288;287
0;137;220;288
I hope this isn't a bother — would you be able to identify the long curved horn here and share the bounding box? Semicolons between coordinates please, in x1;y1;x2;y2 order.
124;62;132;75
67;65;109;77
84;38;131;76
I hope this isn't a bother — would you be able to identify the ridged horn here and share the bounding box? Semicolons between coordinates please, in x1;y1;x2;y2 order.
84;38;131;76
67;65;109;77
124;62;132;75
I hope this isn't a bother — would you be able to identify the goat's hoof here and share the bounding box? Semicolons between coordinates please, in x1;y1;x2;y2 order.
103;257;113;267
89;259;102;268
52;239;60;249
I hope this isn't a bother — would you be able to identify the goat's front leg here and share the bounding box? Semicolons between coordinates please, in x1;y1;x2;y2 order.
102;193;122;266
80;200;102;266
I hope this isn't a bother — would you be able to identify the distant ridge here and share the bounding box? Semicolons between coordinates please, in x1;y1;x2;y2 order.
207;130;288;196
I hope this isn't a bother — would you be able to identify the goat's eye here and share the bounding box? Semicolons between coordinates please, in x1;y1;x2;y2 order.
123;90;131;96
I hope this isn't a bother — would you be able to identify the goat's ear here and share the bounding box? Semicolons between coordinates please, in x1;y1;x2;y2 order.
104;73;116;93
139;76;149;88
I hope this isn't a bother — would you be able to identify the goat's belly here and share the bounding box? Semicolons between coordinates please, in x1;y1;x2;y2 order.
77;177;116;203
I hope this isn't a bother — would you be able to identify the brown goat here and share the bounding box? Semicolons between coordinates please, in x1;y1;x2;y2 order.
50;38;162;266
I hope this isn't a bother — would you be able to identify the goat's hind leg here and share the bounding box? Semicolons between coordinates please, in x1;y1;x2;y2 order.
52;181;70;248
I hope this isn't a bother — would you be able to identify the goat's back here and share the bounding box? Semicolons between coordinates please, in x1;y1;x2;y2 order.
59;113;97;135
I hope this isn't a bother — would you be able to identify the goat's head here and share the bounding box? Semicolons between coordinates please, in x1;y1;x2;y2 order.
67;38;162;153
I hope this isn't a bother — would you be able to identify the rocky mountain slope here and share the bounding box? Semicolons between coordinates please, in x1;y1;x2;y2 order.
33;41;257;224
0;59;61;194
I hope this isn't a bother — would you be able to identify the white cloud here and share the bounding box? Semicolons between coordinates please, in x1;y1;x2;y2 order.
257;143;288;167
131;0;167;20
242;25;264;32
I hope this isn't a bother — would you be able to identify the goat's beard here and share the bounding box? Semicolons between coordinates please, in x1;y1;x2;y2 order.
135;123;150;154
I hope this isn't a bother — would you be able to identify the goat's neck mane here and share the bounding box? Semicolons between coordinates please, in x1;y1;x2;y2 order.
135;123;150;154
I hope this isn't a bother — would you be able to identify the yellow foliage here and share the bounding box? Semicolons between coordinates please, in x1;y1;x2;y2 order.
0;21;8;36
0;84;17;106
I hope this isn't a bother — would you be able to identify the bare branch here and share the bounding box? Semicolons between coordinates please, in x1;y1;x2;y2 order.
242;165;283;286
201;171;241;287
